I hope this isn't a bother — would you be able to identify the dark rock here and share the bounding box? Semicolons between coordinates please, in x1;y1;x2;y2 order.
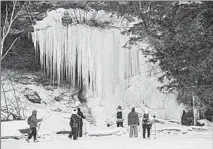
12;113;24;120
42;101;48;105
54;96;63;102
62;11;73;26
24;88;41;104
53;108;62;112
77;86;87;103
196;122;205;126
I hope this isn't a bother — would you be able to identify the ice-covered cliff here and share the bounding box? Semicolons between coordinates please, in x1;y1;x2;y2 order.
32;8;183;124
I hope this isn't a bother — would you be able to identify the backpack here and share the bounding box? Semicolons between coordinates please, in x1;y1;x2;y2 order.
72;119;79;128
117;112;122;119
70;115;79;128
27;116;32;125
143;114;149;124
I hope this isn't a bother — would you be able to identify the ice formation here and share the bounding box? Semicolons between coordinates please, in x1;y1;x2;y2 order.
32;8;183;123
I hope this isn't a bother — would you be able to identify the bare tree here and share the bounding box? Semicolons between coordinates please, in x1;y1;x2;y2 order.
1;71;29;121
0;1;26;121
1;1;26;61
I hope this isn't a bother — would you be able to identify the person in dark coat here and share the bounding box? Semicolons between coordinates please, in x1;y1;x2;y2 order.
128;107;139;137
181;110;187;125
77;108;86;137
26;110;43;142
69;108;81;140
116;106;124;127
142;109;152;139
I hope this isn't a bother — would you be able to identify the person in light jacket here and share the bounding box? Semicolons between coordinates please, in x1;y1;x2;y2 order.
26;110;43;142
142;109;153;139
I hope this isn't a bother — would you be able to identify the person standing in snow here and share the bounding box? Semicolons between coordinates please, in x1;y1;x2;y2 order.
142;109;152;139
26;110;43;142
128;107;139;137
116;106;124;127
77;108;86;137
69;108;81;140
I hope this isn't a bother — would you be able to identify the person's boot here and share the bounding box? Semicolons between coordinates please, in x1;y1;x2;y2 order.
34;139;39;142
68;135;72;139
26;138;30;142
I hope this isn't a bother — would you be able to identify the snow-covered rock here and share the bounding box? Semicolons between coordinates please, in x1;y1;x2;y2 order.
197;119;213;127
23;88;42;104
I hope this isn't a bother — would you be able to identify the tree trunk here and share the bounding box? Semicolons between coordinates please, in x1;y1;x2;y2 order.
192;95;196;126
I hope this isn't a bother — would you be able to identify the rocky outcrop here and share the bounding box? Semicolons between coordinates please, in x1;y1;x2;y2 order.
54;95;63;102
23;88;41;104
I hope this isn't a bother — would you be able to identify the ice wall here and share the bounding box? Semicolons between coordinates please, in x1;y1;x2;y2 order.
32;8;183;123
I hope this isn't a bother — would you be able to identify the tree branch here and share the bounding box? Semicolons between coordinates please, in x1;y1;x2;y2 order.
3;4;8;37
8;51;24;59
11;2;26;23
138;1;161;40
1;38;18;61
3;1;18;38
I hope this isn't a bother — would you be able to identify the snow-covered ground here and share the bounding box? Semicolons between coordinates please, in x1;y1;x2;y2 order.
2;111;213;149
2;130;212;149
2;108;213;149
1;70;213;149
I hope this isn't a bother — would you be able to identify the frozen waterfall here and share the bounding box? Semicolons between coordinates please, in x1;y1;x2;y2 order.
32;8;183;124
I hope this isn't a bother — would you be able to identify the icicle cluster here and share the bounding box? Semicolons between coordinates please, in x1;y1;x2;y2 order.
32;8;140;99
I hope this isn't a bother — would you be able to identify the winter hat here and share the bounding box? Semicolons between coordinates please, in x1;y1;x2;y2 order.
118;106;122;110
32;110;37;115
72;108;77;114
117;106;122;112
145;108;149;114
132;107;135;112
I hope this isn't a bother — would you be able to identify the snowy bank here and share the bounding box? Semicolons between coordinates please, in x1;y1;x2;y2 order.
1;120;28;139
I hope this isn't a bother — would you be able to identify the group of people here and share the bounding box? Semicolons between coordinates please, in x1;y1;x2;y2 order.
26;106;154;142
26;108;86;142
116;106;154;139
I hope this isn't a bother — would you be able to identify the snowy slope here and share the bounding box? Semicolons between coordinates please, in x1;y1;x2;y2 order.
1;70;212;139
